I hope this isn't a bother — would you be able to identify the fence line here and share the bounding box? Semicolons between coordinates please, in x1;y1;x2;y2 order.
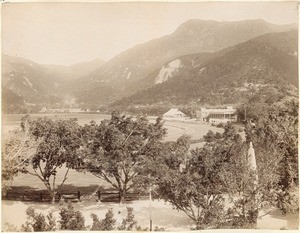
4;189;147;203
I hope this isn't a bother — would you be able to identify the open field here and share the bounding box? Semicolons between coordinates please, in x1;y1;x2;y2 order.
3;113;223;190
2;113;224;140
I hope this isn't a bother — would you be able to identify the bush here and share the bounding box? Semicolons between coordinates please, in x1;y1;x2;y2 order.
118;207;137;230
91;209;116;231
21;207;56;232
154;226;165;231
59;202;85;230
216;123;225;128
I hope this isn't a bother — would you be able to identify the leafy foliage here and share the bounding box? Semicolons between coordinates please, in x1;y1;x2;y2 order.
80;111;166;203
118;207;138;230
151;131;235;229
21;207;56;232
21;116;84;203
243;96;298;214
2;118;40;195
91;209;116;231
59;202;85;230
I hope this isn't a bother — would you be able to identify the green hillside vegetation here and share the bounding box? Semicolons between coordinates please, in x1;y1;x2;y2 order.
112;30;298;110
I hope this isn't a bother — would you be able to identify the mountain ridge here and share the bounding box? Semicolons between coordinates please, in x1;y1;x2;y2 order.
69;19;297;105
2;19;298;113
111;30;298;109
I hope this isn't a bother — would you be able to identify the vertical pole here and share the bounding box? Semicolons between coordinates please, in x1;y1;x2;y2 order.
149;185;152;231
77;191;81;202
40;192;43;202
97;190;101;202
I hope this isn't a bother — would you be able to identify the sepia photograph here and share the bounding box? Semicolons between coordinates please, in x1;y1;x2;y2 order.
1;0;299;231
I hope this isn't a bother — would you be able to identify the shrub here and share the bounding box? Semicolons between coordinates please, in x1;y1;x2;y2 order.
91;209;116;231
21;207;56;232
154;226;165;231
59;202;85;230
118;207;137;230
216;123;225;128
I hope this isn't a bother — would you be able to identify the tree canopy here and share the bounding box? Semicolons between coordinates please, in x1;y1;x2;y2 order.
79;112;166;203
21;116;83;203
2;118;40;195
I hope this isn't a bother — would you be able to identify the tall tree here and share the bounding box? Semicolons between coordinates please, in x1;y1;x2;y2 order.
21;116;83;203
220;139;281;228
244;97;298;213
80;112;166;203
155;130;235;229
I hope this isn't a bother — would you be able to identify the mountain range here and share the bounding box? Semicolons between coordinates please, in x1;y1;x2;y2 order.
2;19;298;113
112;30;297;109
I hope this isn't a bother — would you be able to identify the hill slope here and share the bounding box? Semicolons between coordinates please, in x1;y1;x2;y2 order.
112;30;298;109
45;58;105;80
2;55;64;106
70;19;296;104
2;56;106;112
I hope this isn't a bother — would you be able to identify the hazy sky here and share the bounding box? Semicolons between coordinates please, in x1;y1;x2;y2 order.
2;1;298;66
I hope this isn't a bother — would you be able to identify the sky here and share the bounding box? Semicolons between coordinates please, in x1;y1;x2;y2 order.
2;1;298;66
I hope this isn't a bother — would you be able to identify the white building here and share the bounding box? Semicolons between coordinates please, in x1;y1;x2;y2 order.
197;106;237;124
163;108;187;118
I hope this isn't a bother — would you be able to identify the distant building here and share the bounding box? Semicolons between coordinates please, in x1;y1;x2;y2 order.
197;106;237;124
163;108;187;118
69;108;82;113
40;108;83;113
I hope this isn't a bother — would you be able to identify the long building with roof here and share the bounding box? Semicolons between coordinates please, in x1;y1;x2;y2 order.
197;106;237;124
163;108;187;118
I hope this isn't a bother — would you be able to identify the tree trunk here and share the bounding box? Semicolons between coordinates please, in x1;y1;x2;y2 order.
119;189;126;203
51;191;57;204
248;209;258;228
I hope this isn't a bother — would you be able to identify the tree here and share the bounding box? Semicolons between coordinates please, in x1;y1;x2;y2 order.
155;123;279;229
2;117;40;195
80;112;166;203
220;139;281;228
155;134;229;229
21;116;83;203
150;128;243;229
179;106;197;118
244;97;298;214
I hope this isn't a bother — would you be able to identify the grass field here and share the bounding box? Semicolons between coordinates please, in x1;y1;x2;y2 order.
5;114;223;190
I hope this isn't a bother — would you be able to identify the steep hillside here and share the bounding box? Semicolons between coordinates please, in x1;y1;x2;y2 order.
2;55;64;105
112;30;298;108
2;87;25;113
2;56;107;112
71;19;296;104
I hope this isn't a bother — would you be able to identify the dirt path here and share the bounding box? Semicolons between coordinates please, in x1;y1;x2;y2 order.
2;200;298;231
